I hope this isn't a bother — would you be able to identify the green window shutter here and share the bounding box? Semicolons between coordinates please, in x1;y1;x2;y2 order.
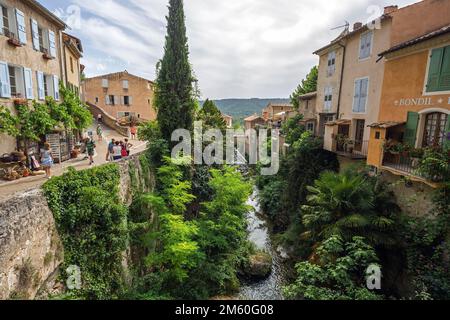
444;117;450;152
404;111;419;147
426;47;443;92
438;46;450;91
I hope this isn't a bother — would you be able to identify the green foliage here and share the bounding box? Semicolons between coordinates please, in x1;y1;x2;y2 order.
259;179;286;220
290;66;318;109
47;97;75;130
417;147;450;182
0;105;19;136
139;121;170;167
155;0;197;141
198;99;226;130
281;114;305;145
284;235;383;300
301;167;400;247
43;165;128;299
59;84;92;131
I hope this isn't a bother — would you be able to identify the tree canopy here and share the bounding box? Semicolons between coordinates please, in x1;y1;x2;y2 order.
290;66;318;109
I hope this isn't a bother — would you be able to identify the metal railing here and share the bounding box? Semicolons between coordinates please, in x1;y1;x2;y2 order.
336;140;369;158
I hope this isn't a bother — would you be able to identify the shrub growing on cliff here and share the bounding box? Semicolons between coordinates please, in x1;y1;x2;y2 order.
43;165;128;299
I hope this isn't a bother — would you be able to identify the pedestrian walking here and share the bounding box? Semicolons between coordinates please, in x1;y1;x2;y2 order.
40;142;54;179
97;124;103;142
130;125;137;140
97;113;102;124
86;138;96;165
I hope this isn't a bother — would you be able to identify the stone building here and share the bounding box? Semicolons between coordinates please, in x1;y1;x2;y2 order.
82;70;156;121
0;0;67;155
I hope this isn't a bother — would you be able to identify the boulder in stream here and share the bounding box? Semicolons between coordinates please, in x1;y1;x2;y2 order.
242;251;272;279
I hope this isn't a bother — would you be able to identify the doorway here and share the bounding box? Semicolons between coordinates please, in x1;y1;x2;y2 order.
354;120;365;151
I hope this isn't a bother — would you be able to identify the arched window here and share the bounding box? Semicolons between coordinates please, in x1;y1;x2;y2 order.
422;112;448;148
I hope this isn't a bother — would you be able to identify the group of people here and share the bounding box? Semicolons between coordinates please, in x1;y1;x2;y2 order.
106;138;133;162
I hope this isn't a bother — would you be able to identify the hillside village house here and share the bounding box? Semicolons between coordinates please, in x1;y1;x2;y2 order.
297;91;318;135
83;71;157;122
244;114;266;131
367;0;450;184
262;103;295;127
0;0;68;156
317;7;396;159
222;114;233;128
62;32;83;97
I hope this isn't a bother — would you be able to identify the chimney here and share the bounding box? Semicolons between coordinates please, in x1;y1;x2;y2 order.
353;22;363;31
384;5;398;15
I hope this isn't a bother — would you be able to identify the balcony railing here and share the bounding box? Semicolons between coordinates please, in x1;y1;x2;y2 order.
336;140;369;159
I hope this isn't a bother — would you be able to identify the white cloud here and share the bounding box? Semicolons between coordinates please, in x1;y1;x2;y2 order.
59;0;420;99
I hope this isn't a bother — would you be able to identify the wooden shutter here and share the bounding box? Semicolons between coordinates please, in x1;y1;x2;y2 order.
15;9;27;44
24;68;33;99
353;79;361;112
48;30;56;57
404;111;419;147
444;116;450;152
31;19;39;50
439;46;450;91
0;61;11;98
426;48;443;92
36;71;45;100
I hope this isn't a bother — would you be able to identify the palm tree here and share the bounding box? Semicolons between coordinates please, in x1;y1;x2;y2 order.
301;168;399;247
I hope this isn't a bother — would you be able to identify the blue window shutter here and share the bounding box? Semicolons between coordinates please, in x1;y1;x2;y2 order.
359;78;368;112
53;75;59;100
15;9;27;44
31;19;40;51
0;61;11;98
49;30;57;57
353;79;361;112
24;68;34;99
37;71;45;100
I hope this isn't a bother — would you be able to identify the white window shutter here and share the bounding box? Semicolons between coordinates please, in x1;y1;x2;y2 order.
53;75;59;100
48;30;56;57
37;71;45;100
0;61;11;98
123;80;129;89
24;68;34;99
0;11;4;34
353;80;361;112
102;79;108;88
129;96;133;105
31;19;40;51
15;9;27;44
121;96;125;105
105;95;110;105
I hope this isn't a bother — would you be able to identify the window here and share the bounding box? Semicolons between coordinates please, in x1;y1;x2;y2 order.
423;112;448;148
123;80;129;89
8;65;26;98
36;71;45;100
31;19;39;51
48;30;56;57
353;78;369;113
359;31;373;60
327;51;336;76
106;95;116;105
1;5;9;34
95;97;99;103
102;78;109;88
124;96;129;106
306;122;315;132
324;86;333;111
23;68;33;99
426;45;450;93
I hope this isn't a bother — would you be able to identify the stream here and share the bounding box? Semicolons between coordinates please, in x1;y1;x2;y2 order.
238;189;287;300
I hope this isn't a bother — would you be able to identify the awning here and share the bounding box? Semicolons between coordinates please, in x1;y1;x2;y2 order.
299;118;317;123
325;119;351;126
368;121;405;129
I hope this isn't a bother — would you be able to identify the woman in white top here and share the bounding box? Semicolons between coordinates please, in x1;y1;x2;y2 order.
112;141;122;161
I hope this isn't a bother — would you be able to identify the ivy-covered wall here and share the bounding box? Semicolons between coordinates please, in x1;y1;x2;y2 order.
0;152;155;299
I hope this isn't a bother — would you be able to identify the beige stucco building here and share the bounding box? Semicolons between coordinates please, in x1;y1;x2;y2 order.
0;0;67;154
315;8;395;158
297;91;319;135
83;71;157;122
62;32;83;96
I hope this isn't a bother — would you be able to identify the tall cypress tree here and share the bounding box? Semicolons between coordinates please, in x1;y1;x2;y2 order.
156;0;196;142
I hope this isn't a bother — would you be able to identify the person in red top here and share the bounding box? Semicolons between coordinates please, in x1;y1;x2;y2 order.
130;126;137;140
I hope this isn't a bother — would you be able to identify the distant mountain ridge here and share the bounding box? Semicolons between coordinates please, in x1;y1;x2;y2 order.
200;98;291;124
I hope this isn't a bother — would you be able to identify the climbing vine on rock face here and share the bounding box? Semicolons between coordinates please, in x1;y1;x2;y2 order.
43;165;128;300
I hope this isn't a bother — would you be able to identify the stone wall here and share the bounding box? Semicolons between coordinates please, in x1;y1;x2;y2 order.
0;151;154;299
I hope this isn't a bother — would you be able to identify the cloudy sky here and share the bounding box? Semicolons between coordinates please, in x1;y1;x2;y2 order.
40;0;418;99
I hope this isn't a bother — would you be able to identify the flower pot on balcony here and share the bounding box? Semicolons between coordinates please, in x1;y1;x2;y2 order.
7;36;22;47
13;98;27;106
43;52;54;60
